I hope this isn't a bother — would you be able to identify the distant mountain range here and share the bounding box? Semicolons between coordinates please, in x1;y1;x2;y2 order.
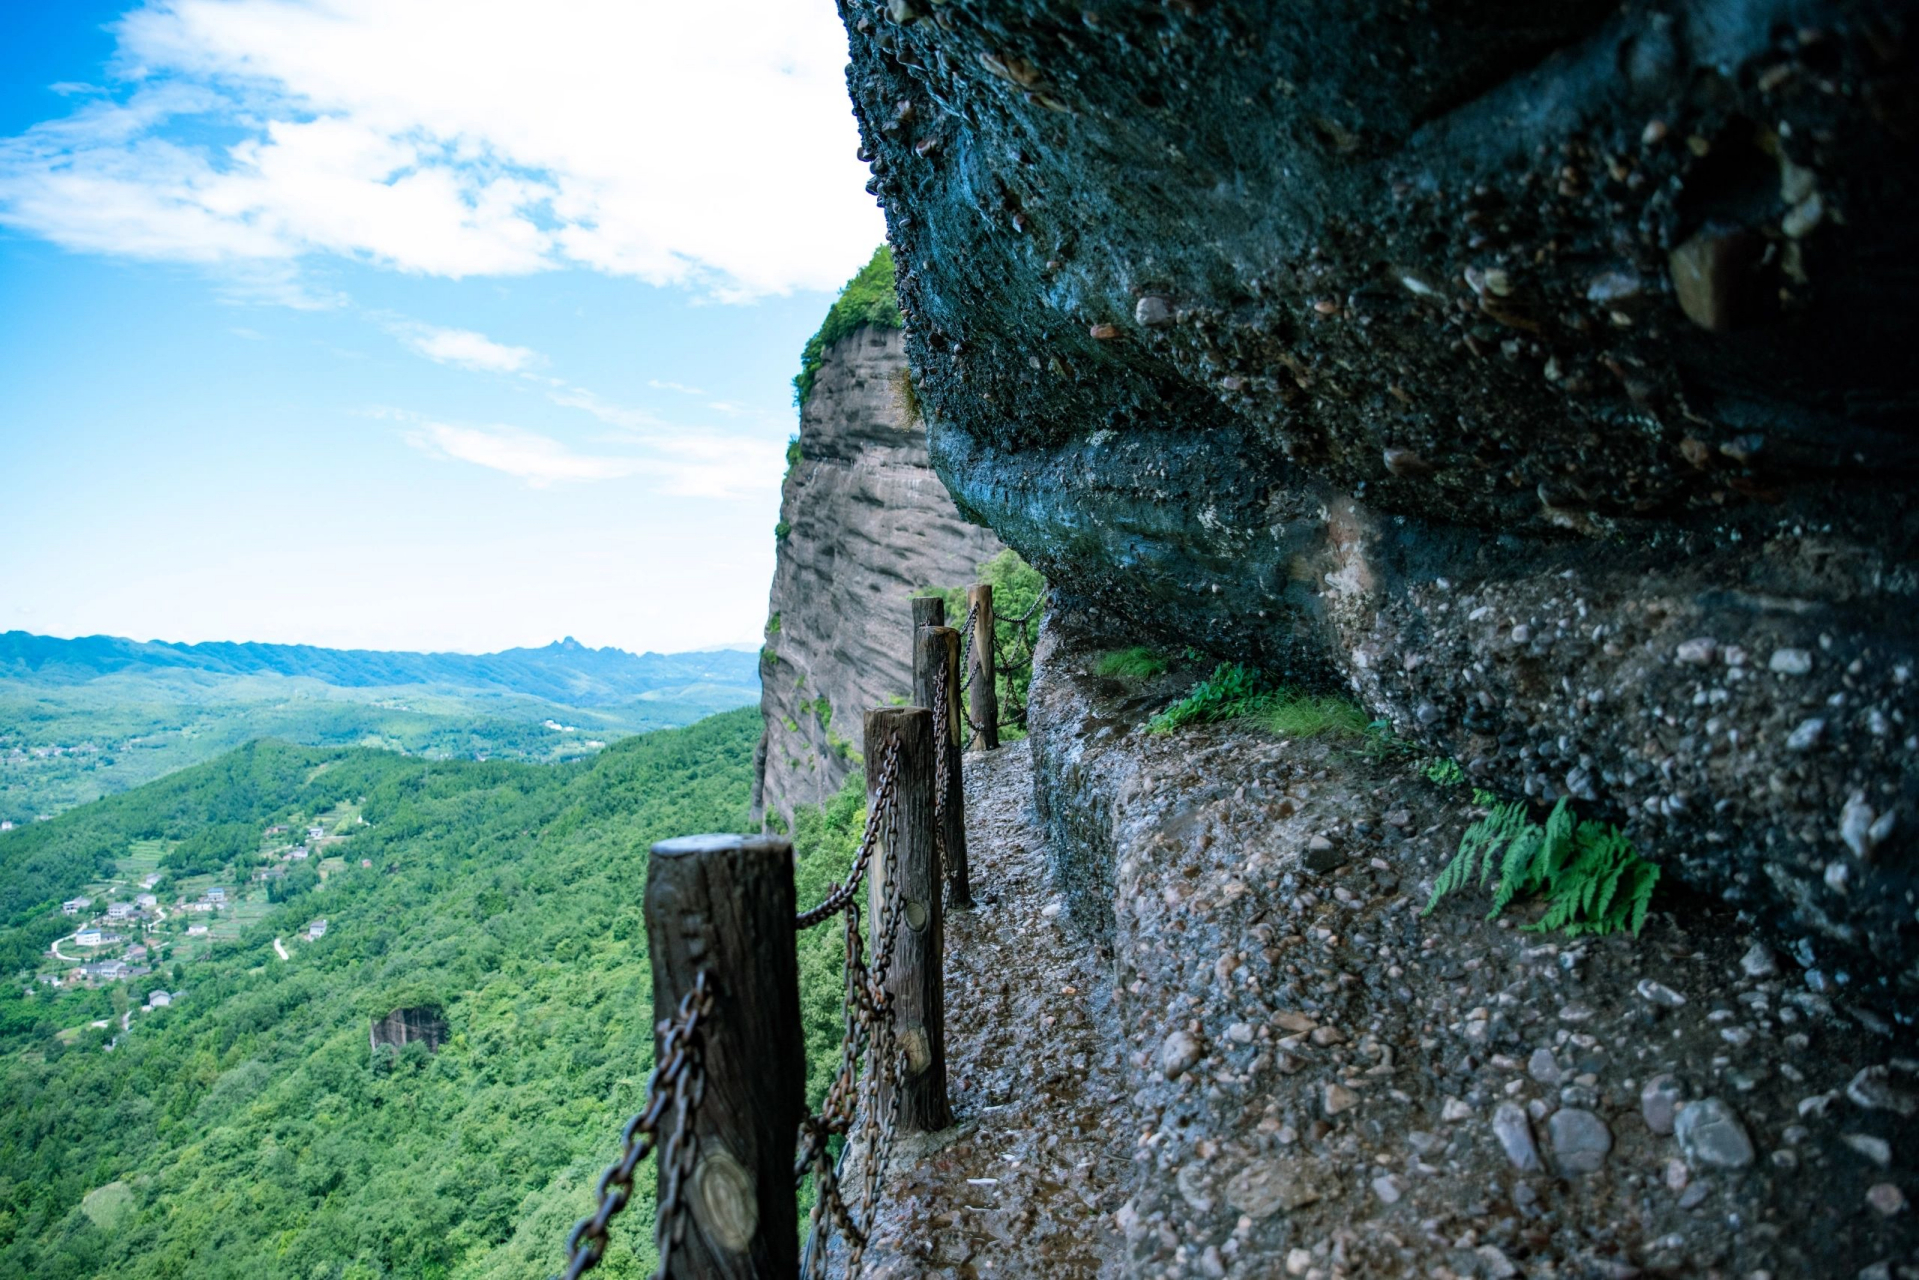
0;632;760;708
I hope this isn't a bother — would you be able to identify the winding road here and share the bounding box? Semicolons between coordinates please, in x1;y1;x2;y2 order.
273;937;289;961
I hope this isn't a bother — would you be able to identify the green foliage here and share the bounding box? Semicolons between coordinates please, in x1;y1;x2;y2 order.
1093;647;1170;680
784;436;802;476
775;519;792;542
766;613;781;636
1424;757;1467;787
920;549;1046;739
793;246;903;409
1146;663;1370;743
1424;796;1660;936
0;709;869;1279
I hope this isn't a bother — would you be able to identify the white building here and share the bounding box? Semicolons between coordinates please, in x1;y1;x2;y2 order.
306;918;328;941
205;887;227;903
62;897;92;916
75;928;106;946
307;826;325;841
146;990;173;1009
107;902;135;920
135;893;158;909
141;873;162;889
186;924;209;937
288;847;309;861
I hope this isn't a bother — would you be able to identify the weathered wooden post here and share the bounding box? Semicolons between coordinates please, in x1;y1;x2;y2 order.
910;595;945;630
645;835;804;1277
913;625;971;908
864;708;951;1133
966;583;999;751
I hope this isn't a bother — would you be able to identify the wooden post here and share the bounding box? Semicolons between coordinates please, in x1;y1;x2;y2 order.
911;595;945;630
645;835;803;1277
966;583;999;752
864;708;951;1133
913;625;971;909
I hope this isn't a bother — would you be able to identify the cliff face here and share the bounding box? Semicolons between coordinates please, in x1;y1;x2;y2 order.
840;0;1918;991
755;325;1006;823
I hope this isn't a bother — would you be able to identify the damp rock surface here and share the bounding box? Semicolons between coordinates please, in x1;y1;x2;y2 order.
838;0;1919;992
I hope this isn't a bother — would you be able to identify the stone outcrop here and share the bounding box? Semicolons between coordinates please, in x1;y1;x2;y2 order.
839;0;1918;994
1021;606;1917;1275
755;325;1006;822
369;1005;448;1054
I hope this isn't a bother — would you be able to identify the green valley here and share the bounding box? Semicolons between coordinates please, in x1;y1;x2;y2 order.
0;709;863;1280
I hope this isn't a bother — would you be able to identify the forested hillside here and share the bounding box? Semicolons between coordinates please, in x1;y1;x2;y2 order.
0;635;761;823
0;710;863;1279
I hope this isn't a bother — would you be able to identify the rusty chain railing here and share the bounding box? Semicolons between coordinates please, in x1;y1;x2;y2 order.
794;733;909;1279
559;973;714;1279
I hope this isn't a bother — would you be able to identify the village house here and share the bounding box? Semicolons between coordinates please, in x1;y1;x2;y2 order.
205;887;227;903
135;893;157;909
89;960;128;981
183;900;212;913
266;824;289;836
62;897;92;915
306;918;328;940
125;944;148;963
37;973;60;987
1;820;14;832
186;924;209;936
288;846;309;860
106;902;136;920
306;826;325;842
141;873;161;889
145;990;173;1009
74;927;117;947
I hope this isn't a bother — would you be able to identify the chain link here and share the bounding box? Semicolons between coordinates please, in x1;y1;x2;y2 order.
559;973;713;1280
795;733;901;929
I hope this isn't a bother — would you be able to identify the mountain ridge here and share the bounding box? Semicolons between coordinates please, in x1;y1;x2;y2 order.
0;630;759;708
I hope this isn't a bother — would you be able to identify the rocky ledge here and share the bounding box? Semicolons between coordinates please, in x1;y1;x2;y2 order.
1021;607;1917;1277
839;0;1918;997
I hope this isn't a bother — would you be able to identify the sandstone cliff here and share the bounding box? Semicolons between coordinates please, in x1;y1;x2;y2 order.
755;322;1006;823
840;0;1918;994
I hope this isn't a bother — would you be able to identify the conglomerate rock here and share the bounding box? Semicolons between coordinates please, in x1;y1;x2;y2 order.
837;0;1919;999
755;325;1005;823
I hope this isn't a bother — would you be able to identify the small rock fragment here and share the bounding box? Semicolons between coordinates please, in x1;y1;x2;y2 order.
1442;1096;1473;1122
1492;1101;1542;1171
1224;1158;1328;1219
1643;1074;1684;1135
1769;648;1814;675
1161;1029;1202;1079
1134;295;1173;327
1849;1066;1919;1116
1637;978;1687;1008
1371;1173;1404;1204
1285;1249;1312;1276
1786;717;1826;751
1528;1048;1561;1085
1273;1011;1317;1034
1549;1108;1614;1176
1323;1083;1359;1115
1842;792;1879;859
1669;226;1759;331
1675;1098;1755;1169
1866;1183;1907;1216
1675;637;1717;665
1740;943;1778;978
1475;1244;1519;1279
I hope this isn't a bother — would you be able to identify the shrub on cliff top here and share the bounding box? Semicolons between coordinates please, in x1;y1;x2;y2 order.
793;245;903;409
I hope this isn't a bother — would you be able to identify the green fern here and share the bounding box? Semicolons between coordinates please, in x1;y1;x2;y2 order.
1424;796;1659;936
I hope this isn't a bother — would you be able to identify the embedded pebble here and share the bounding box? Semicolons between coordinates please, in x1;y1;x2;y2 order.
1528;1047;1561;1085
1492;1101;1542;1171
1161;1029;1202;1079
1769;648;1814;675
1867;1183;1907;1216
1637;978;1687;1007
1740;943;1778;978
1675;1098;1755;1168
1322;1083;1359;1115
1548;1108;1613;1175
1848;1067;1918;1116
1642;1074;1683;1135
1786;717;1826;751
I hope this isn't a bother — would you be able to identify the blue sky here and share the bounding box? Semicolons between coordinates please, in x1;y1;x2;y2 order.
0;0;884;655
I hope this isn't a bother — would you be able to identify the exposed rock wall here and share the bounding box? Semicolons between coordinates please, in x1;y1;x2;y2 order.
1022;611;1916;1276
755;325;1006;823
369;1005;447;1054
840;0;1918;994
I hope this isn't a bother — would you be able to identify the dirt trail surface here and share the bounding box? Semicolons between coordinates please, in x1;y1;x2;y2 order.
849;739;1131;1278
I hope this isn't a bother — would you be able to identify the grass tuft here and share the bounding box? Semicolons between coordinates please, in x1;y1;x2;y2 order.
1094;647;1170;680
1146;662;1374;744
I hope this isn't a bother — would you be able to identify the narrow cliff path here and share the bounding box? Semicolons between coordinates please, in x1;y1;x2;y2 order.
853;739;1131;1278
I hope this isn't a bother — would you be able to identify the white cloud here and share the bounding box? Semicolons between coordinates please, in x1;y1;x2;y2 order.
0;0;884;297
648;379;705;396
390;321;541;374
401;411;781;499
